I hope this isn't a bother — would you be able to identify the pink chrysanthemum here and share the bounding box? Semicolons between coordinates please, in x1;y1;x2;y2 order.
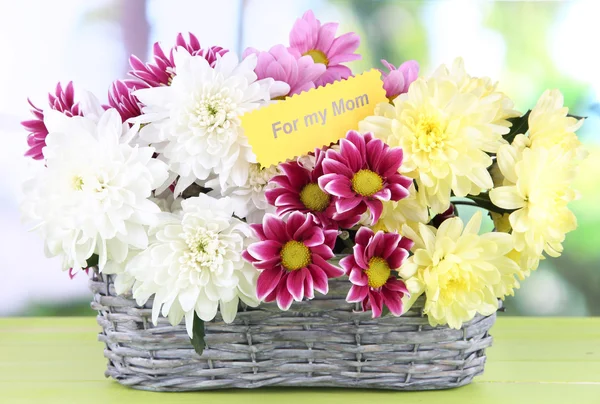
341;227;412;317
288;10;360;87
129;32;228;87
243;212;344;310
380;59;419;101
318;131;412;227
107;79;148;122
266;148;352;229
21;82;82;160
243;44;326;98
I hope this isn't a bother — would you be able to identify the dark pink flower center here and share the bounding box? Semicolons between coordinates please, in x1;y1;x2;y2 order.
365;257;391;288
280;240;311;271
299;183;330;212
351;169;383;197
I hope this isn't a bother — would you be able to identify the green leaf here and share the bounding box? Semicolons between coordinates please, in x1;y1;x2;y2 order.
190;313;205;356
380;306;391;318
86;254;99;268
466;193;515;216
504;110;531;144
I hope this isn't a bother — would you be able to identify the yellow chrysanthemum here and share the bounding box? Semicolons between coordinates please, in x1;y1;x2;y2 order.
490;144;578;270
370;183;429;233
489;89;585;271
431;58;519;126
360;58;518;214
399;212;519;329
527;89;585;157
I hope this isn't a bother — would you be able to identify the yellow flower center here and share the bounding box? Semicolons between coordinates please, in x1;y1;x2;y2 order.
299;183;331;212
304;49;329;66
365;257;391;288
72;175;84;191
280;240;312;271
415;115;447;153
352;169;383;197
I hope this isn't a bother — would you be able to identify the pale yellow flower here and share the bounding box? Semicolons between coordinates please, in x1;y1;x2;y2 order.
399;212;518;329
370;183;429;233
528;89;585;158
360;58;517;214
490;144;578;271
431;58;519;126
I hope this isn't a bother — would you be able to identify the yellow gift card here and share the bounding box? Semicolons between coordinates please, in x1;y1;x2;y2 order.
241;69;387;167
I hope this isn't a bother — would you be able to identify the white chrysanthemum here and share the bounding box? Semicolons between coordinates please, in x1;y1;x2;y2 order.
134;49;274;195
209;163;281;224
360;57;518;214
102;191;183;295
21;109;169;272
126;194;260;337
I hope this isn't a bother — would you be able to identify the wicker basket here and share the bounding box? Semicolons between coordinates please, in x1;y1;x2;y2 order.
90;270;496;392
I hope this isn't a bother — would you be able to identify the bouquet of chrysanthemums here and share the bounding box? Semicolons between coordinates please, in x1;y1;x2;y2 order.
21;10;586;342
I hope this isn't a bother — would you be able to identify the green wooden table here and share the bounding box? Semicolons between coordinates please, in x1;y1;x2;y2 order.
1;317;599;403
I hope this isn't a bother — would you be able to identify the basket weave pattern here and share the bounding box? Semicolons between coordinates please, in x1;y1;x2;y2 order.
90;270;496;391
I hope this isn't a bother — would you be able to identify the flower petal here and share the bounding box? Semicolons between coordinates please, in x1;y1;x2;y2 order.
346;284;369;303
256;267;283;300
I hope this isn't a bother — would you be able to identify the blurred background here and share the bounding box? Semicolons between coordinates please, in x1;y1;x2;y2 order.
0;0;598;317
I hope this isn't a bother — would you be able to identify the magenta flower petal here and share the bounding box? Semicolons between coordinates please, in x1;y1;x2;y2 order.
387;248;409;270
287;269;306;301
321;131;412;226
301;227;326;247
308;264;329;294
304;271;315;299
369;290;384;318
129;32;227;87
381;286;403;316
347;284;369;303
353;244;369;269
244;211;343;309
263;214;288;240
385;277;410;294
247;240;281;261
335;195;363;213
339;255;355;273
365;198;384;223
256;266;283;300
320;176;354;198
249;223;267;240
265;149;345;229
355;227;375;246
372;188;392;202
321;158;354;178
312;254;344;278
21;81;82;160
344;228;411;317
349;267;368;286
276;284;294;311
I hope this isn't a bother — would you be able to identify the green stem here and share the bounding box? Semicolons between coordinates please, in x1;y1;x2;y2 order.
452;201;480;208
457;193;515;216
